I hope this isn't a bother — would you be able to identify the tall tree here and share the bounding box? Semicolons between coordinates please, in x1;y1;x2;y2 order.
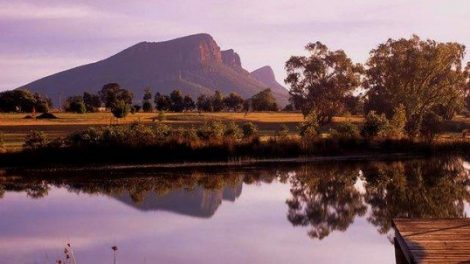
197;94;212;112
251;88;278;111
169;90;185;112
183;95;195;111
83;92;101;112
211;90;225;112
285;41;362;124
99;83;133;109
364;35;468;136
142;88;153;112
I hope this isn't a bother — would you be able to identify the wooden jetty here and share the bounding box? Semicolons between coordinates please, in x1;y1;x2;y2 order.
393;218;470;264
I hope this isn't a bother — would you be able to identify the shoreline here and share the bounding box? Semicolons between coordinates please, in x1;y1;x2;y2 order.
0;153;430;173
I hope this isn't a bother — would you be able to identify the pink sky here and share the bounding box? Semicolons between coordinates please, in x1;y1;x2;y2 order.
1;0;470;91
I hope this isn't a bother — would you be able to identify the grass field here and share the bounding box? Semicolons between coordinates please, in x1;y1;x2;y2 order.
0;112;469;151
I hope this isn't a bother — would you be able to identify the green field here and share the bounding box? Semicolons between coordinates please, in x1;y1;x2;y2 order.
1;112;469;151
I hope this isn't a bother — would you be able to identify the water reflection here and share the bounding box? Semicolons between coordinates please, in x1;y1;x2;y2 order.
0;157;469;263
286;164;367;239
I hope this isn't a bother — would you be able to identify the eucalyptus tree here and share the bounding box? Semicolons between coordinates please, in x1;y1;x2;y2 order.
285;41;363;125
364;35;468;136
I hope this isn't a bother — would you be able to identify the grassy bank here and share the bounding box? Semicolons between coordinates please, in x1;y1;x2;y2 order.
1;121;469;168
1;112;469;151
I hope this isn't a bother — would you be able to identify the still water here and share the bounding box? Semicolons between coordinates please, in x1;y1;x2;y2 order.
0;157;469;264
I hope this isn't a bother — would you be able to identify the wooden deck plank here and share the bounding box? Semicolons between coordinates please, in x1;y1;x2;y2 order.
393;218;470;264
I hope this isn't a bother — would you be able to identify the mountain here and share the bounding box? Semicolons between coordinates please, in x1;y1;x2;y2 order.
19;33;289;106
250;66;288;98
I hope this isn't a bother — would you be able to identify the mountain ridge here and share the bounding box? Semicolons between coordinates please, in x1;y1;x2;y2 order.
19;33;289;106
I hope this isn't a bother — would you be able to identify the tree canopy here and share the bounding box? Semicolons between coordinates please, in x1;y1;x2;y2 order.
285;41;363;124
364;35;468;136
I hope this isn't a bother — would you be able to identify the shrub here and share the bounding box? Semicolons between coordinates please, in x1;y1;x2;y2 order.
152;123;171;141
111;100;130;118
23;131;49;150
67;127;103;146
299;111;319;139
361;111;389;139
332;122;360;139
224;122;242;140
197;121;226;140
276;124;290;139
242;122;258;139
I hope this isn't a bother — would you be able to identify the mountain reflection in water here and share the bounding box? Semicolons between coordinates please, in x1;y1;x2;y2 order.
0;157;469;263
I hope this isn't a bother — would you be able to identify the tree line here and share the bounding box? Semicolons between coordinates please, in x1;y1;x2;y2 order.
63;84;279;117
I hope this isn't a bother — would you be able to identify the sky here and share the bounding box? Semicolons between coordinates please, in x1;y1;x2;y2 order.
1;0;470;91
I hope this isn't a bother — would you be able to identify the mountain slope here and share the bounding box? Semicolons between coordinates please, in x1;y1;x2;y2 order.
19;33;289;106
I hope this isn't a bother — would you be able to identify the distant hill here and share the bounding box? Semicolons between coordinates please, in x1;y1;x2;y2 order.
19;33;289;106
250;65;288;98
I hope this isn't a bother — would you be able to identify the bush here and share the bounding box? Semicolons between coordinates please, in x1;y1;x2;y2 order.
111;100;130;118
23;131;49;150
242;122;258;139
276;124;290;139
224;122;242;140
197;121;226;140
332;122;360;139
361;111;389;139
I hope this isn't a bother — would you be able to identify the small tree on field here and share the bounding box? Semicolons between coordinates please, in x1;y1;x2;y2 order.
142;88;153;112
211;90;225;112
224;93;244;112
251;89;278;111
111;100;130;119
64;96;86;113
83;92;101;112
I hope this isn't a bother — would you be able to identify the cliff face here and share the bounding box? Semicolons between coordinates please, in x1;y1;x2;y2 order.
221;49;242;69
19;33;289;106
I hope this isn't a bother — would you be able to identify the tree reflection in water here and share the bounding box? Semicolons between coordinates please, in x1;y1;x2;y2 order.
0;157;469;240
285;164;367;239
362;157;470;234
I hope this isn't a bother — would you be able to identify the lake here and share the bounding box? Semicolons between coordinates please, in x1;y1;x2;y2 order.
0;157;469;264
